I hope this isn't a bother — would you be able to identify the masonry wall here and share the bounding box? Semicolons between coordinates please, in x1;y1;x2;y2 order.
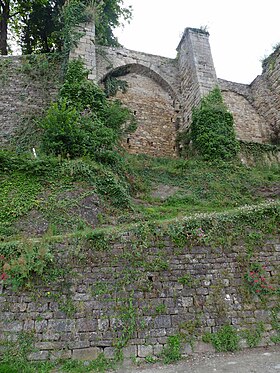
1;32;280;150
250;49;280;143
115;74;177;157
95;46;180;97
0;235;279;361
219;79;266;143
0;56;59;145
69;22;96;80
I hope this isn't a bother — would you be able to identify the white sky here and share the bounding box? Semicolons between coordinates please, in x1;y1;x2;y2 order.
114;0;280;84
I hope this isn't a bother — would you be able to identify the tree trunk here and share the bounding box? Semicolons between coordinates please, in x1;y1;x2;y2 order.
0;0;10;55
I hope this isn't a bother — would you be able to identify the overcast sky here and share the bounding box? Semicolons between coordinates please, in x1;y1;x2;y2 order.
114;0;280;84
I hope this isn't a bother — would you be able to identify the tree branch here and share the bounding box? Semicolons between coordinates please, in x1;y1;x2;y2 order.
9;11;21;18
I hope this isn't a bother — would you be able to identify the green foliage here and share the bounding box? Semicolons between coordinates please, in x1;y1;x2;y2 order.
181;87;240;160
203;325;240;352
0;172;41;236
96;170;131;207
0;331;53;373
114;296;137;357
0;241;54;289
104;76;128;97
241;322;264;347
270;307;280;344
161;334;182;364
94;0;132;47
40;59;136;164
262;43;280;70
17;0;64;55
145;356;158;364
59;0;91;59
178;273;193;286
2;0;132;56
155;303;167;314
60;353;115;372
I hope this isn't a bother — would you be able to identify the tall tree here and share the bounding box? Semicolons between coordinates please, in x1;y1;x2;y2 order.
19;0;64;54
0;0;10;54
0;0;132;55
93;0;132;46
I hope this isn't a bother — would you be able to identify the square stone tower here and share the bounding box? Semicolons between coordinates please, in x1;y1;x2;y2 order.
177;28;218;129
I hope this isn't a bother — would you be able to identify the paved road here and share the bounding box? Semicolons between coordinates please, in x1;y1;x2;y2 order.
117;346;280;373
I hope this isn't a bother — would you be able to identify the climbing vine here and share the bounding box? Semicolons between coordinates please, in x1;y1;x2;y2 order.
178;87;240;160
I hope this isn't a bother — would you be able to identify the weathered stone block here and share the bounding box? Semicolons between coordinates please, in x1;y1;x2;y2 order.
72;347;101;361
154;315;171;328
48;319;75;332
182;297;194;307
28;350;49;361
123;345;137;358
138;344;153;358
104;347;115;359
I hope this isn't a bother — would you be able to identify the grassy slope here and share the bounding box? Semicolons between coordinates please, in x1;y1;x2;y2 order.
1;152;279;241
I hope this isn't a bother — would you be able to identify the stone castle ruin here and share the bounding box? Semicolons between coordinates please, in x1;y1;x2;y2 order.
0;20;280;157
69;20;280;157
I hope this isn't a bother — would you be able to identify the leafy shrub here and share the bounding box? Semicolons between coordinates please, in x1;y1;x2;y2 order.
179;87;239;160
203;324;239;352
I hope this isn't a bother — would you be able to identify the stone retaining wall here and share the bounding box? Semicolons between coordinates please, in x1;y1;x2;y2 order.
0;235;279;362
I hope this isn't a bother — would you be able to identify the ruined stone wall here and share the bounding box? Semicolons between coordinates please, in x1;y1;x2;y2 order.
96;47;180;157
115;74;177;157
250;49;280;143
95;46;180;98
1;26;280;150
0;235;278;362
69;22;96;80
219;79;266;143
0;56;59;145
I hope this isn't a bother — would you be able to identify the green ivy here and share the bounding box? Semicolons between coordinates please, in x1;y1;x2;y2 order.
104;76;128;97
179;87;240;160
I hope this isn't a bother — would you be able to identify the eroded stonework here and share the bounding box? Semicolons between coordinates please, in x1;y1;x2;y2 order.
0;23;280;155
116;74;177;157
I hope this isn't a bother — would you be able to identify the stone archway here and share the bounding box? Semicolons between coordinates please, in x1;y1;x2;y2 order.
101;64;180;157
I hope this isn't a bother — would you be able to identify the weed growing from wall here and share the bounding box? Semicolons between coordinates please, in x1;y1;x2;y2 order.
203;325;240;352
161;334;183;364
241;322;265;348
104;76;128;97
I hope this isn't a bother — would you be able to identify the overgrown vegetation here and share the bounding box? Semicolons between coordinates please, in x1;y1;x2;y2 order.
178;87;240;160
40;59;136;163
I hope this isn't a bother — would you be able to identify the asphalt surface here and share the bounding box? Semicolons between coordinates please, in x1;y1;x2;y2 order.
117;346;280;373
